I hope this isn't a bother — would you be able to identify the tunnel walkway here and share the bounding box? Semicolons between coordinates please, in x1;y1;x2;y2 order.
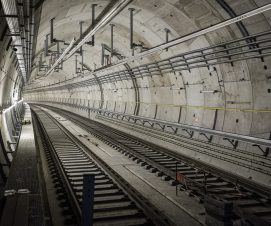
0;104;44;226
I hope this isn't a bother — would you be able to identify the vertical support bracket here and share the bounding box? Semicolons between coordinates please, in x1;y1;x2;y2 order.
223;138;238;149
38;54;42;71
50;18;55;43
165;28;170;51
128;8;135;54
110;24;115;62
44;34;49;56
60;48;64;70
182;129;194;138
79;21;84;72
252;144;270;157
199;133;213;143
81;50;84;72
101;44;105;66
79;21;84;55
75;55;78;73
91;4;97;46
55;41;60;72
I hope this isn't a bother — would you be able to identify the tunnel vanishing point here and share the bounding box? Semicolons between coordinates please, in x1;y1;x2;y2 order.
0;0;271;226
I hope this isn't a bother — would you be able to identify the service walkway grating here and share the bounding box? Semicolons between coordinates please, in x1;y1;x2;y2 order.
0;104;45;226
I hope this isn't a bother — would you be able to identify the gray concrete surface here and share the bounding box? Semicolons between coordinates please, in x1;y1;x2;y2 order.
0;0;271;215
40;106;206;226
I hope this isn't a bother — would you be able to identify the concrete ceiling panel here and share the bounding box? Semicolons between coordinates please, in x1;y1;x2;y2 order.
19;0;271;143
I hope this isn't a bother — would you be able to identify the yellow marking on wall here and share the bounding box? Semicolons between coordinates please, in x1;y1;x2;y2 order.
28;97;271;113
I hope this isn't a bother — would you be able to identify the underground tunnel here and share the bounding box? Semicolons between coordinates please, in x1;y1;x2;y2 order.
0;0;271;225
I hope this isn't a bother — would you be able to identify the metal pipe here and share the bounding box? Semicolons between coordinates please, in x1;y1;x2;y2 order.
216;0;250;38
45;37;76;77
106;3;271;69
65;0;133;59
26;5;271;91
27;50;271;93
45;0;132;74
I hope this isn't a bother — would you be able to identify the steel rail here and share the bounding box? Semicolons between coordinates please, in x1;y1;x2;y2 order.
99;113;271;164
42;106;271;225
32;109;82;219
32;106;175;226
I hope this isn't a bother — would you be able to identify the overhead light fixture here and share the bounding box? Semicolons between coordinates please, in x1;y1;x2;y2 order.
200;90;219;94
170;87;184;90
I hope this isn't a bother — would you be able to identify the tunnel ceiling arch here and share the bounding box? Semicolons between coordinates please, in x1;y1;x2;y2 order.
17;0;271;140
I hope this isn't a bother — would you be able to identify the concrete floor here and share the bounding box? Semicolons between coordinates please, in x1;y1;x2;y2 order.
0;0;271;224
40;106;206;226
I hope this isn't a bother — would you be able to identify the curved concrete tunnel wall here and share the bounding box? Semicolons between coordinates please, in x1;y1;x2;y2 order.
23;0;271;185
0;31;22;108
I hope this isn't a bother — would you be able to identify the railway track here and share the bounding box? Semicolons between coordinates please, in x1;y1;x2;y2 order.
97;114;271;176
32;107;173;226
39;105;271;226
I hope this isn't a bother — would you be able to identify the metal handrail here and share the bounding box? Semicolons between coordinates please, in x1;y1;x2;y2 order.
29;101;271;150
97;109;271;149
